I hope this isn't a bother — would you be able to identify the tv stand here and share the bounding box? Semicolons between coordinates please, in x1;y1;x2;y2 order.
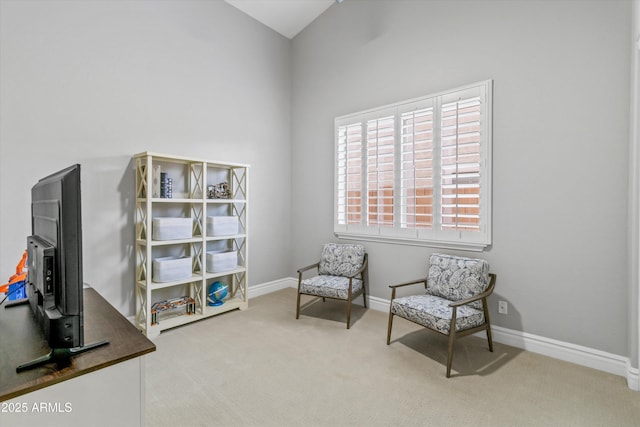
16;338;109;372
4;297;110;372
1;288;155;427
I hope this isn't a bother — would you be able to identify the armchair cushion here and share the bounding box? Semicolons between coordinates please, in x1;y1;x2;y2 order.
391;294;485;334
426;253;490;309
318;243;365;277
300;276;363;301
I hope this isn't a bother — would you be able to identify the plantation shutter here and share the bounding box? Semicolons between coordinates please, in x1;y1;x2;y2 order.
440;88;483;232
335;80;492;251
366;115;395;228
399;100;435;231
336;122;363;226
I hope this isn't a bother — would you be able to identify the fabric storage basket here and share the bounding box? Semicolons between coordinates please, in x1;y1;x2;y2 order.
206;250;238;273
152;217;192;240
207;216;239;237
153;256;192;282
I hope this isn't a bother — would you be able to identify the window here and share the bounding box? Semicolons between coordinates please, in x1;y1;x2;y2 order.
335;80;492;251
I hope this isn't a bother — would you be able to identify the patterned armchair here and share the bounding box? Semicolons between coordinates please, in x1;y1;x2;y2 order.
296;243;368;329
386;253;497;377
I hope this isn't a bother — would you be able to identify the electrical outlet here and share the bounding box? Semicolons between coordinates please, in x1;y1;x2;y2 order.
498;300;508;315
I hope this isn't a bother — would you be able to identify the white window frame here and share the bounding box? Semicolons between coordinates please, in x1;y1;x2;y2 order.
334;80;492;252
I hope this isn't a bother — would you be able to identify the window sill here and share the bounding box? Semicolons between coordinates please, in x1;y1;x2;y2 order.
334;232;490;252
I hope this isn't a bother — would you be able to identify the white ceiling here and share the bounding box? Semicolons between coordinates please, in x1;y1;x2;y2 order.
224;0;336;39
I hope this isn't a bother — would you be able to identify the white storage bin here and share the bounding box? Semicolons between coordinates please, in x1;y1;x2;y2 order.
207;216;239;237
153;256;192;282
153;217;192;240
206;250;238;273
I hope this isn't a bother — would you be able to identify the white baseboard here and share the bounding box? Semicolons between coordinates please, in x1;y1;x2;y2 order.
261;277;639;391
489;326;639;391
248;277;297;299
626;364;640;391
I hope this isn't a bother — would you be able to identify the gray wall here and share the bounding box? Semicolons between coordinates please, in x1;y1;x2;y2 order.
0;0;635;361
291;0;631;355
0;0;292;315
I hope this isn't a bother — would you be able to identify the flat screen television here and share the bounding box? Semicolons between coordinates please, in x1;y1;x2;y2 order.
13;164;107;372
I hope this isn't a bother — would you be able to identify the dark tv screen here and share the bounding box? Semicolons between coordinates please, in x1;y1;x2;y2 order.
27;163;84;349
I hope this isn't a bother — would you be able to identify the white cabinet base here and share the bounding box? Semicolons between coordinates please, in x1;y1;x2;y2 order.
3;357;146;427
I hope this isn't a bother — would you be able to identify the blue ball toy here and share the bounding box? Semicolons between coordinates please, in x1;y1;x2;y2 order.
207;281;228;306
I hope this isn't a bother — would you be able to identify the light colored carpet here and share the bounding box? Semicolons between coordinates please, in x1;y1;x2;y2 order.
146;288;640;427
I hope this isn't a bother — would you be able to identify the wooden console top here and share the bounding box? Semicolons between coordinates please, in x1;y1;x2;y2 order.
0;287;155;401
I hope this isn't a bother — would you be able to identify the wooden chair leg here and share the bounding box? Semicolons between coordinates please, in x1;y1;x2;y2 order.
362;286;367;308
346;298;352;329
387;289;396;345
386;313;394;345
446;332;456;378
296;274;302;320
447;308;458;378
483;300;494;352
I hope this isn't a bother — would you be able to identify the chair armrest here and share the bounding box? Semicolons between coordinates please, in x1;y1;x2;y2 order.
346;256;368;279
388;278;427;302
297;262;320;275
448;292;489;308
448;273;497;308
389;278;427;289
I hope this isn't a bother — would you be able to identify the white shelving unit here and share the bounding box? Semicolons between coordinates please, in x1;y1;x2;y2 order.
134;152;249;338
